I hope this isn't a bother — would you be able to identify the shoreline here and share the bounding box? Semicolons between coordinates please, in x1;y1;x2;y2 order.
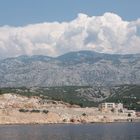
0;121;140;126
0;118;140;125
0;93;139;125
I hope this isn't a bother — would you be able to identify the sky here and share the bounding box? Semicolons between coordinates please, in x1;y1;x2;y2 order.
0;0;140;58
0;0;140;26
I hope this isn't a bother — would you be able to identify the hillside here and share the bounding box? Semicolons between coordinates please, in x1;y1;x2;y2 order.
0;85;140;110
0;51;140;87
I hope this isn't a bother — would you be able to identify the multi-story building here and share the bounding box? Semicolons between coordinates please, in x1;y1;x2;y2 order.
99;102;136;118
99;102;123;113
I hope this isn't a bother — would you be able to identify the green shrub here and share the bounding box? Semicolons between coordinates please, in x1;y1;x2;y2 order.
82;113;86;116
42;110;49;114
63;119;67;122
30;109;40;113
19;109;29;113
128;113;131;117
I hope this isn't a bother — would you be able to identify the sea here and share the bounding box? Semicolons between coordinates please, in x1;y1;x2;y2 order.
0;123;140;140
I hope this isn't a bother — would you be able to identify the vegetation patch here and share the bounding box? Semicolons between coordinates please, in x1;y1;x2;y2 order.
19;109;29;113
42;110;49;114
1;85;140;111
30;109;40;113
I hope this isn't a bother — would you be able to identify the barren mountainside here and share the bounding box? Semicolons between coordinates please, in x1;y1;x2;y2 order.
0;51;140;87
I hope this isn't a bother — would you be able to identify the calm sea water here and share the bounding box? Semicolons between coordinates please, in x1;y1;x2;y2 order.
0;123;140;140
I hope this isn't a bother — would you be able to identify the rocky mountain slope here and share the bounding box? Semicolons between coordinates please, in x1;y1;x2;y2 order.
0;51;140;87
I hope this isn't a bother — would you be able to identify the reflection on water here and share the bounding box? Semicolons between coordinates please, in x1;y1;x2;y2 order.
0;123;140;140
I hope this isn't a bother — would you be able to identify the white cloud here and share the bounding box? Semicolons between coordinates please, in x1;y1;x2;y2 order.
0;12;140;58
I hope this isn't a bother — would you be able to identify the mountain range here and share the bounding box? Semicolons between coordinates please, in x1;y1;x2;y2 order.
0;50;140;87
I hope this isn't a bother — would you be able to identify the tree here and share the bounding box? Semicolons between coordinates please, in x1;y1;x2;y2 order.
128;113;131;117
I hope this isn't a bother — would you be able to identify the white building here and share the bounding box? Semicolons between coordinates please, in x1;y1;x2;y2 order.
123;109;136;117
99;102;136;117
99;102;123;113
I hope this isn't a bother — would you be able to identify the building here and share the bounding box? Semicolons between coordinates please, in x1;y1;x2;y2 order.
123;109;136;117
136;112;140;117
99;102;123;113
99;102;136;117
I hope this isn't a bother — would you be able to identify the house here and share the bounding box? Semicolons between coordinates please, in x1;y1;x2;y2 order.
136;112;140;117
123;109;136;117
99;102;123;113
99;102;136;117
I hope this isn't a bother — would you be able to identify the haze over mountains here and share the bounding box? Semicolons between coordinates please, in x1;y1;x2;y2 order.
0;50;140;87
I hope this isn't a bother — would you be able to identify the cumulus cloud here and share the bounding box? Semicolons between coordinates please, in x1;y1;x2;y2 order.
0;12;140;58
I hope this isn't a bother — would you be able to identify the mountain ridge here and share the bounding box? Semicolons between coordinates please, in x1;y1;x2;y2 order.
2;50;140;61
0;50;140;87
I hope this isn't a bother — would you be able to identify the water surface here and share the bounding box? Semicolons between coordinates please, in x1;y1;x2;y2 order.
0;123;140;140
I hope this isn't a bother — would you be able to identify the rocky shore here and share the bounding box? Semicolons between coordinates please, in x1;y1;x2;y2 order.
0;93;139;124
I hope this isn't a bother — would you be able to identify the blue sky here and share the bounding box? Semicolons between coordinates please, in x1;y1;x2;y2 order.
0;0;140;58
0;0;140;26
